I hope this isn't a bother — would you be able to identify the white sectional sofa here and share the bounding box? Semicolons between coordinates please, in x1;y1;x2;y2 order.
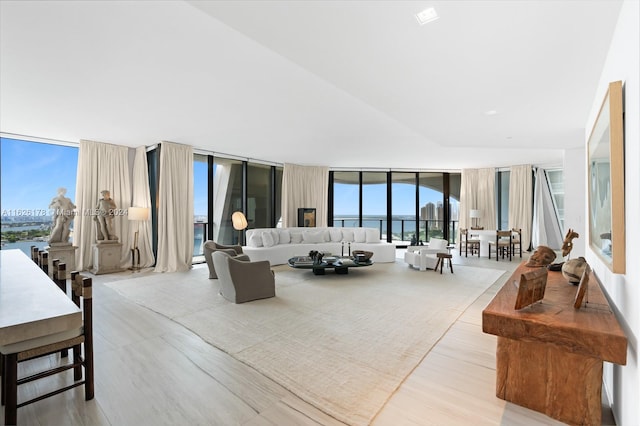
243;227;396;266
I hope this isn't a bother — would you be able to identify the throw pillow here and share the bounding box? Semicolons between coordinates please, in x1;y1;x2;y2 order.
354;228;366;243
248;233;263;248
277;229;291;244
329;228;343;242
303;230;325;243
365;228;380;243
291;232;303;244
262;232;275;248
342;228;354;242
269;229;280;245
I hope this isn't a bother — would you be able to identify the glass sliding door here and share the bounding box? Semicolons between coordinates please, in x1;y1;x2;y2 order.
449;173;461;243
333;171;360;227
247;163;272;229
391;172;416;244
193;154;209;256
213;157;243;245
418;173;444;242
498;171;510;230
362;172;387;240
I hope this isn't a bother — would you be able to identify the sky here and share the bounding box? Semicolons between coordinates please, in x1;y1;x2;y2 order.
1;138;78;214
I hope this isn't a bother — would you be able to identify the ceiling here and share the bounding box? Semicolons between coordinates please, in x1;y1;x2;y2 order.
0;1;623;170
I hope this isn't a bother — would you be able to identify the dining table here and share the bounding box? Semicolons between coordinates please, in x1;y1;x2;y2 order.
0;249;82;424
469;229;497;257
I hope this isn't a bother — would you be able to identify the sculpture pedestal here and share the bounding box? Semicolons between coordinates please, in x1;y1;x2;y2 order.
46;243;78;278
92;241;124;275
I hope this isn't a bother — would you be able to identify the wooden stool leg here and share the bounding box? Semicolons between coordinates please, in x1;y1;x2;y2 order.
448;258;453;273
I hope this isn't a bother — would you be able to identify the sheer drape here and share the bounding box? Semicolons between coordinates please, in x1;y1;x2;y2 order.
508;164;533;251
282;163;329;227
155;141;193;272
74;140;132;270
131;146;155;267
532;168;563;249
460;168;496;231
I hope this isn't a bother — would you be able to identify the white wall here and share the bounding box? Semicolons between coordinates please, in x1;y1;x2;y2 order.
583;1;639;424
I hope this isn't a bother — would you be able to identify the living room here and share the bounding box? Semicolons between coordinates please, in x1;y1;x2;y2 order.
1;1;639;425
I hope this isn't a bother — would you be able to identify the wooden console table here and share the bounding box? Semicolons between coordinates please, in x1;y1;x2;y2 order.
482;261;627;425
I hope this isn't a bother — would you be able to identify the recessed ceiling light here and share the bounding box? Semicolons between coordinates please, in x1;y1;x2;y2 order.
484;110;498;116
415;7;439;25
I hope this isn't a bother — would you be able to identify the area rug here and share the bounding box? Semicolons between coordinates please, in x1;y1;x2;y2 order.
106;262;505;425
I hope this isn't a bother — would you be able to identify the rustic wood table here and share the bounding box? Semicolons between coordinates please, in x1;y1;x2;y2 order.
482;261;627;425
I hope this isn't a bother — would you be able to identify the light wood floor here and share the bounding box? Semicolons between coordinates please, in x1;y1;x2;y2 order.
2;251;615;425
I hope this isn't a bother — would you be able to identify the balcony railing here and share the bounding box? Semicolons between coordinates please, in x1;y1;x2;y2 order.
333;218;459;245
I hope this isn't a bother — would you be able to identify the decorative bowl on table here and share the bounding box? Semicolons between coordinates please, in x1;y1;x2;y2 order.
352;250;373;262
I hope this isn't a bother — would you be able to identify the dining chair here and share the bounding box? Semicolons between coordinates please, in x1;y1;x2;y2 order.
459;228;480;257
488;230;513;261
511;228;523;258
38;250;49;276
0;271;94;425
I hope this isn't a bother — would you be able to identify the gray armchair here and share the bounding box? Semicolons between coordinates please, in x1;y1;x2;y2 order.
203;241;248;279
212;251;276;303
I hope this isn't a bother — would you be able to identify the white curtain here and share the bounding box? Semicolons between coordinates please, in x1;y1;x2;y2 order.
131;146;155;267
532;168;563;249
460;168;496;231
74;140;132;270
508;164;533;251
155;141;193;272
282;163;329;227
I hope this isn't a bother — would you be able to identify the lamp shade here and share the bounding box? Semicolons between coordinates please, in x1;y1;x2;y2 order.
128;207;150;221
469;209;481;219
232;211;248;230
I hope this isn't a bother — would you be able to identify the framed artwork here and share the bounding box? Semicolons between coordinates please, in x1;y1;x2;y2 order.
588;81;625;274
574;265;591;309
513;267;548;310
298;208;316;227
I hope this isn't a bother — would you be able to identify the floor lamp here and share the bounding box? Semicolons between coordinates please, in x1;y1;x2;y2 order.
128;207;150;271
231;211;248;245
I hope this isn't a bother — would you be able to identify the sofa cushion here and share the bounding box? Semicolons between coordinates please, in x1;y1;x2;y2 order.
262;232;276;248
277;229;291;244
354;228;366;243
291;232;303;244
329;228;343;242
365;228;380;243
303;230;326;243
248;233;263;247
342;229;354;242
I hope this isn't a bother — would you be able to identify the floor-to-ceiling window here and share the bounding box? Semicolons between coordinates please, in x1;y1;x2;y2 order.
391;172;416;244
193;153;208;256
497;170;510;230
546;169;564;231
362;172;387;240
1;137;78;255
418;172;444;242
333;171;360;227
247;163;273;229
213;157;243;245
330;170;461;246
449;173;461;243
275;166;283;226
